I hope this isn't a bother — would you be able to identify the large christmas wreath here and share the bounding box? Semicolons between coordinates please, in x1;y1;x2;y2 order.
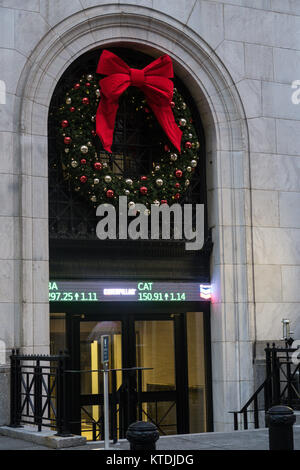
56;51;200;209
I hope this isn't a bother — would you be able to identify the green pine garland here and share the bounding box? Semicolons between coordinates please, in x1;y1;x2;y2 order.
56;72;200;209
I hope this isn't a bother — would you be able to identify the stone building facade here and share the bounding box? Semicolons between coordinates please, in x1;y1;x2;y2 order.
0;0;299;432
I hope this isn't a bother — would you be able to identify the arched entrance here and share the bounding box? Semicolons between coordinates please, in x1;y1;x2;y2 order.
48;45;212;438
16;5;253;432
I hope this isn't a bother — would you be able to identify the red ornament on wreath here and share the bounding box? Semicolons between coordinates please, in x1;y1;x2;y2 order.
80;159;87;165
74;83;80;89
106;189;114;198
80;175;87;183
141;176;147;181
161;199;168;205
70;107;76;113
140;186;148;195
64;137;71;145
94;162;102;171
175;182;180;188
82;97;90;105
61;120;69;128
174;193;180;200
185;141;192;149
175;169;183;178
86;82;91;87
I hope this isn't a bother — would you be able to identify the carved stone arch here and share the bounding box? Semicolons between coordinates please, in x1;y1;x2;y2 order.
15;5;254;431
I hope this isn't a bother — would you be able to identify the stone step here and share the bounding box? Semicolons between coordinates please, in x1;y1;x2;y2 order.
0;426;86;449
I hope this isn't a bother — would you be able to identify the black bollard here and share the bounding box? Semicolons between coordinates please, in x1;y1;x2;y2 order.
126;421;159;451
266;405;296;450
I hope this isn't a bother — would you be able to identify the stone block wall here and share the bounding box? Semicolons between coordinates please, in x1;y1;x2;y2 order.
0;0;299;431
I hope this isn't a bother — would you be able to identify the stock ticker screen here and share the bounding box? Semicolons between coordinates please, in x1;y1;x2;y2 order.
49;281;212;302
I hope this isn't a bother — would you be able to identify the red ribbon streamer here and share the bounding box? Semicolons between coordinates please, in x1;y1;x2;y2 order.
95;50;182;153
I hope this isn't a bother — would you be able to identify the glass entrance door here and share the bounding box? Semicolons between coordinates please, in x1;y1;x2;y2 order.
135;319;177;434
79;320;123;440
61;310;209;440
76;313;188;439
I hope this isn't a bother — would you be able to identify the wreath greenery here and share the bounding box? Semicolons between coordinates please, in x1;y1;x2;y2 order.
56;70;200;209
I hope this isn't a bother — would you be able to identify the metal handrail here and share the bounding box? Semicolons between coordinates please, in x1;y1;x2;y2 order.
231;343;300;430
65;366;153;373
229;376;271;430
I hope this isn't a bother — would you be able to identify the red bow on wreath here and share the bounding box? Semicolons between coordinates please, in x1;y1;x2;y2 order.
95;50;182;153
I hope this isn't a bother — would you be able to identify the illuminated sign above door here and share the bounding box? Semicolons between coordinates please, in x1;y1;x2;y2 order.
49;281;212;302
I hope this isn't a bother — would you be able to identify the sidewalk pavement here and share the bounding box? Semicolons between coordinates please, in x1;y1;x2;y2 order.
0;426;300;451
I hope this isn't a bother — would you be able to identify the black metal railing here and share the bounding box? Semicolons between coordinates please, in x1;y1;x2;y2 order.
231;343;300;430
10;350;71;436
10;351;156;441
